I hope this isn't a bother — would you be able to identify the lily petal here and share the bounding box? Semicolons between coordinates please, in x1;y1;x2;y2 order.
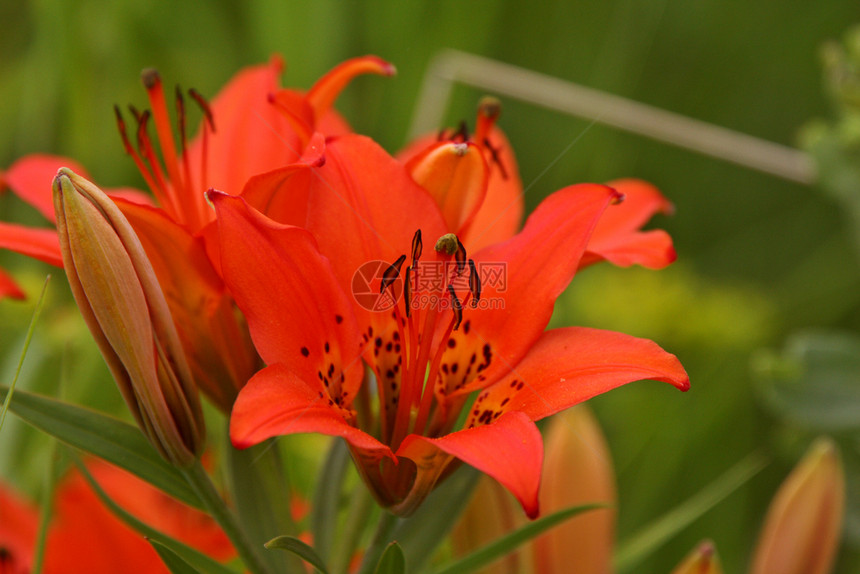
211;191;363;400
398;410;543;518
404;141;488;237
0;222;63;266
0;268;26;300
469;327;689;424
441;184;619;397
2;154;89;222
581;178;676;269
185;56;301;196
306;56;396;122
230;363;390;457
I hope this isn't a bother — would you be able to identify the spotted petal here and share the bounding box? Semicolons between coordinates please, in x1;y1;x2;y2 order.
396;410;543;518
469;327;689;425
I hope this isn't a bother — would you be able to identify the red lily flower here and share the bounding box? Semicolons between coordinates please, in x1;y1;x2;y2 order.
0;460;233;574
0;56;393;410
213;134;689;518
399;99;676;269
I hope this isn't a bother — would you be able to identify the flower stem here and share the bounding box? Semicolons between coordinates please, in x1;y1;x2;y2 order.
181;459;272;574
356;510;398;574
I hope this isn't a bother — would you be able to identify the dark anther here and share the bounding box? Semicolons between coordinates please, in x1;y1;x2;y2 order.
448;284;463;330
128;104;144;123
114;106;135;155
141;68;160;90
411;229;423;264
189;88;216;132
135;110;152;153
453;120;470;142
380;254;406;294
455;241;467;274
404;265;413;318
175;85;187;153
468;259;481;307
482;138;509;180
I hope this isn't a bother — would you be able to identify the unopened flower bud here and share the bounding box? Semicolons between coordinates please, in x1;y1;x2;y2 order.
533;406;615;574
750;437;844;574
671;540;723;574
53;168;204;466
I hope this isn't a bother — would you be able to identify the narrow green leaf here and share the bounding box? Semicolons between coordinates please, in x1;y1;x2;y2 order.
310;438;351;559
0;384;202;509
0;275;49;433
614;451;769;573
432;503;604;574
265;535;329;574
70;454;239;574
373;542;406;574
226;439;297;573
392;466;481;572
150;539;204;574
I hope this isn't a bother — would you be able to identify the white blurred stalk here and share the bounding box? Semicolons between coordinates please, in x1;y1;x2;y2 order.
409;50;815;185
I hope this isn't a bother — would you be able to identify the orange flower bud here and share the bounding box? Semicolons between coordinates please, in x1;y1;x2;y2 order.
533;406;616;574
671;540;723;574
53;168;204;466
451;476;522;574
750;437;844;574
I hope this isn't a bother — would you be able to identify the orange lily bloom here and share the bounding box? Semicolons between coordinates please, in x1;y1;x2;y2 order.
399;99;676;269
0;460;233;574
0;56;393;410
213;133;688;517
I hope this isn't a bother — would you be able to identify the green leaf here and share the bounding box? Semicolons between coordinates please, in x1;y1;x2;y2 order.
310;438;351;559
264;535;329;574
432;502;603;574
753;331;860;432
392;466;481;572
373;542;406;574
614;451;768;573
0;385;202;509
70;454;239;574
226;439;297;573
150;540;204;574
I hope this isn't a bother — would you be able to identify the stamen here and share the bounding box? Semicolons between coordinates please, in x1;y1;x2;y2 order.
175;86;188;154
455;242;467;275
114;105;160;196
135;110;173;206
482;138;509;180
468;259;481;307
434;233;459;256
411;229;423;264
380;254;406;294
453;120;469;143
447;284;463;331
188;88;216;132
142;68;186;216
404;265;412;318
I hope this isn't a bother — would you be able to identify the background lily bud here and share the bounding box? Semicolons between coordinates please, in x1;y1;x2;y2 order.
53;168;204;467
451;476;522;574
671;540;723;574
750;437;844;574
533;406;616;574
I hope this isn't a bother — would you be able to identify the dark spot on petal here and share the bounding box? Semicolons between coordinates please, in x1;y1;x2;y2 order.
301;347;310;357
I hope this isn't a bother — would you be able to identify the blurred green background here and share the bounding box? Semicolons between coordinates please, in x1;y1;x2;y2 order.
2;0;860;572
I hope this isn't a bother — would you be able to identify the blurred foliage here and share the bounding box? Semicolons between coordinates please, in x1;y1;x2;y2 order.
3;1;860;573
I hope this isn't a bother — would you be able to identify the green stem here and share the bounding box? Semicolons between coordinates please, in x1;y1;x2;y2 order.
356;510;398;574
181;459;273;574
